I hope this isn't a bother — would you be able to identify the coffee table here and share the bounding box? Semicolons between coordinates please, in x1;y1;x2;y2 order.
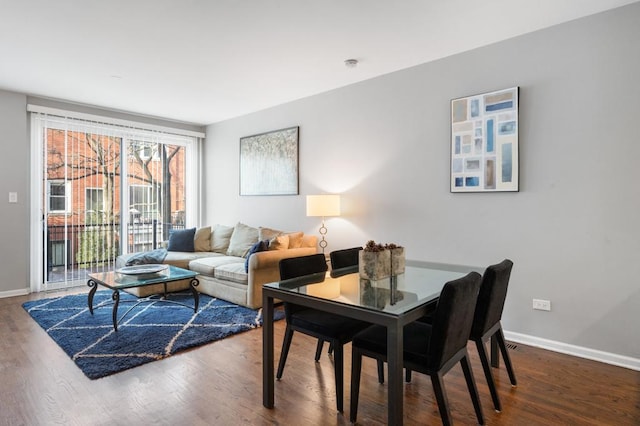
87;265;199;331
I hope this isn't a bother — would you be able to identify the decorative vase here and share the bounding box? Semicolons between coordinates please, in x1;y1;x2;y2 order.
359;250;391;281
390;247;406;276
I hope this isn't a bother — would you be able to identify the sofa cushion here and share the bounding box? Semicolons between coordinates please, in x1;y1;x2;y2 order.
167;228;196;252
245;240;270;272
214;263;248;285
194;226;212;252
286;231;304;249
268;234;290;250
227;222;259;257
189;255;244;277
163;251;221;269
258;226;283;241
211;224;234;253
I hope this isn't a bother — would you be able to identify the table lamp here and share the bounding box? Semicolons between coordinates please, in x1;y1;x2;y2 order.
306;194;340;253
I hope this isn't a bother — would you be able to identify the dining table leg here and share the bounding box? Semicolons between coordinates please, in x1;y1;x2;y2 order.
263;294;275;408
387;321;404;425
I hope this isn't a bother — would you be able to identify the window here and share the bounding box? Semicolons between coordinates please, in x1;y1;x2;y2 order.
30;105;203;292
48;180;70;213
85;188;104;223
129;185;159;223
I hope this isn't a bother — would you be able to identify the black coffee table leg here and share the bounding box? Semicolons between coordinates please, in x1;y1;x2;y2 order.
190;278;200;312
87;279;98;314
112;290;120;331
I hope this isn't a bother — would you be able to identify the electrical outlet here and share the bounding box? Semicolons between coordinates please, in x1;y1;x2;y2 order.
532;299;551;311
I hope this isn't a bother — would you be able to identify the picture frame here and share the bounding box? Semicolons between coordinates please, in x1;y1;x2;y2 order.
239;126;299;196
450;87;519;192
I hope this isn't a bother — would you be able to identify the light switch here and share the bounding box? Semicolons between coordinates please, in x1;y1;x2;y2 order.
9;192;17;203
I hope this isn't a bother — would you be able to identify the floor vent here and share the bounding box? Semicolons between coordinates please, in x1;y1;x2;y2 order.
506;343;518;350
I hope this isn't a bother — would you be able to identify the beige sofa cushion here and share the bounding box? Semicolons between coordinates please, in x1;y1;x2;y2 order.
286;231;305;248
211;224;234;253
194;226;212;251
189;256;244;277
227;222;259;257
162;251;221;269
259;226;283;241
268;234;290;250
214;263;248;285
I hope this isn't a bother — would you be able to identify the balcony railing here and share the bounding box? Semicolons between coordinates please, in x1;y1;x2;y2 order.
46;220;184;270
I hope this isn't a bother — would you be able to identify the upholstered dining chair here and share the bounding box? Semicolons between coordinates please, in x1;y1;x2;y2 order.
329;246;362;277
349;272;484;425
328;246;387;384
405;259;517;412
468;259;517;412
277;253;371;412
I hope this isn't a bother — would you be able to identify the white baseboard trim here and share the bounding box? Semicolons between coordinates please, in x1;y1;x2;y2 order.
504;330;640;372
0;288;30;299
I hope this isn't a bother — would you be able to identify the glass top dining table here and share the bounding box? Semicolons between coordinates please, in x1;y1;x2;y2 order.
261;260;480;425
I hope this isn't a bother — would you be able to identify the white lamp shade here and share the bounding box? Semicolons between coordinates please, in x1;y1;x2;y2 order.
306;194;340;217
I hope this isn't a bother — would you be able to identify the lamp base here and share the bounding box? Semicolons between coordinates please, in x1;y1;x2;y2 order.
318;219;328;254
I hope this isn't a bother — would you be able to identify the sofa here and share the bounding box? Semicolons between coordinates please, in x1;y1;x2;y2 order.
115;222;318;309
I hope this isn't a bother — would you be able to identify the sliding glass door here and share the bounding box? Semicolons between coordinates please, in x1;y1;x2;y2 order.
31;111;199;291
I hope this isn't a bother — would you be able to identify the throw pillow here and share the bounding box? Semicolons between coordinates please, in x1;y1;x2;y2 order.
244;239;270;272
194;226;212;252
258;226;283;241
211;224;234;253
167;228;196;252
286;231;304;249
226;222;259;257
268;234;290;250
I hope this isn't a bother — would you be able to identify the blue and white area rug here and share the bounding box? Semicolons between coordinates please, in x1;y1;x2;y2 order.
23;291;282;379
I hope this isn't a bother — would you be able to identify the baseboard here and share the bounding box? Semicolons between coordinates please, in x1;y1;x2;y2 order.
0;288;30;299
504;330;640;372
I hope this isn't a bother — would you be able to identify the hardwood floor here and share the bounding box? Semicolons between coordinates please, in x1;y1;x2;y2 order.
1;289;638;425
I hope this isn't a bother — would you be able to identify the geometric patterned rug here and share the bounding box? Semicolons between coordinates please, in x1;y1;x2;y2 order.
23;290;283;379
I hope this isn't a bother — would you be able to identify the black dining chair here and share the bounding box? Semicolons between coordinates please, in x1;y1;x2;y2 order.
329;246;362;277
468;259;517;412
350;271;484;425
277;253;371;412
405;259;517;412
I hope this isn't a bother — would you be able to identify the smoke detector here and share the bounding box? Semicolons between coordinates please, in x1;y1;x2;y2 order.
344;59;359;68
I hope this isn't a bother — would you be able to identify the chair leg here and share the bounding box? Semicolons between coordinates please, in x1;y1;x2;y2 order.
276;326;294;379
475;338;502;412
430;372;453;426
328;341;334;355
405;368;412;383
496;326;517;386
334;343;344;412
315;339;325;362
377;360;385;384
349;348;363;423
460;354;485;425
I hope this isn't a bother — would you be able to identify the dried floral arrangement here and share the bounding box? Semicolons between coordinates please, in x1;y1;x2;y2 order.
363;240;404;252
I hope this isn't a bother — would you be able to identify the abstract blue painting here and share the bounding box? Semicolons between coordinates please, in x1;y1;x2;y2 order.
451;87;519;192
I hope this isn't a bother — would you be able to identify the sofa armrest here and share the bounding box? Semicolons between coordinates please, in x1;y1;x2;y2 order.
245;247;318;308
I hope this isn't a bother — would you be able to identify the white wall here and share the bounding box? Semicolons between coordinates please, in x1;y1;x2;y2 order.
204;4;640;362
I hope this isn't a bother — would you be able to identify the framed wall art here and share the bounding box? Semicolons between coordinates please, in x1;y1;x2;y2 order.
450;87;519;192
239;126;299;196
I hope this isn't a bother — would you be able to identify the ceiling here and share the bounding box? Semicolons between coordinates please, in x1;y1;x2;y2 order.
1;0;637;125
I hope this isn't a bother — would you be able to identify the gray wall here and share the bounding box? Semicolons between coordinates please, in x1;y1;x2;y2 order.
204;4;640;360
0;90;29;295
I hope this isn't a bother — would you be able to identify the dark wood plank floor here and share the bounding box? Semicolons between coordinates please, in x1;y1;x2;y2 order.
1;288;638;425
